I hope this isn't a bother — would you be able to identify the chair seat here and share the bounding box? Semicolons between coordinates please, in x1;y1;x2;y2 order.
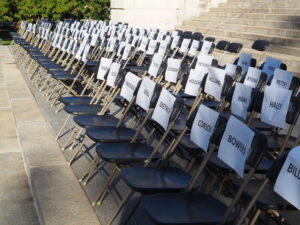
251;118;274;131
52;74;80;81
201;99;220;109
59;96;93;105
129;65;148;75
180;134;201;151
183;98;195;109
121;167;191;194
43;64;64;71
86;127;143;143
142;193;235;225
48;70;70;76
96;143;158;164
208;153;273;173
64;104;102;115
243;179;291;210
73;114;119;128
267;135;296;150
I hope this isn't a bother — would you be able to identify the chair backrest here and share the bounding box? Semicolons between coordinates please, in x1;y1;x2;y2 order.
216;40;230;51
252;39;270;52
227;42;243;54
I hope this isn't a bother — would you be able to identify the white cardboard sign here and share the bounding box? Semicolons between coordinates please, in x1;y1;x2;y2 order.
165;58;182;83
225;63;237;77
274;146;300;210
171;36;180;49
120;72;141;102
244;67;261;88
184;68;206;96
237;53;252;75
148;53;163;78
271;68;293;90
157;40;168;56
204;66;225;99
106;63;121;87
231;82;252;120
81;44;90;62
195;55;213;72
139;37;149;52
218;116;255;178
200;40;213;55
147;39;158;55
191;104;219;151
188;40;200;56
261;85;292;129
136;77;156;111
152;88;176;130
97;58;113;80
179;39;191;53
262;57;282;79
122;44;132;60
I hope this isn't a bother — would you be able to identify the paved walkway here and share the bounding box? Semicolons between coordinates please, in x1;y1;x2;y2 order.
0;46;40;225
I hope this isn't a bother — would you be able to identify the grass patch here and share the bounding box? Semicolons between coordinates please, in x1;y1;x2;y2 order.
0;29;15;45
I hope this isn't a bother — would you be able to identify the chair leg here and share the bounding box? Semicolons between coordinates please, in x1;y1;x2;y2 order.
69;127;84;150
56;114;71;140
123;195;142;225
62;125;78;151
79;156;101;185
68;136;88;165
249;209;262;225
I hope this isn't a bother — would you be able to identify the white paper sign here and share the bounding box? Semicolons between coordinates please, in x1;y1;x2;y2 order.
165;58;182;83
120;72;141;102
204;66;225;99
157;40;168;56
139;37;149;52
136;77;156;111
225;63;237;77
184;68;206;96
188;40;200;56
171;36;180;49
274;146;300;210
231;82;252;120
237;53;252;75
148;53;163;78
106;63;121;87
261;85;292;129
244;67;261;88
271;69;293;90
195;55;213;72
262;57;282;79
75;43;86;60
218;116;255;177
179;39;191;53
151;88;176;130
81;44;90;62
97;58;113;80
122;44;132;60
191;104;219;151
147;39;158;55
200;40;213;55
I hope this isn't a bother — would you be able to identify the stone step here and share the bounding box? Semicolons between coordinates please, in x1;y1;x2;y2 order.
195;12;300;21
218;1;300;8
178;25;300;48
226;0;299;4
187;17;300;30
209;7;300;14
184;21;300;38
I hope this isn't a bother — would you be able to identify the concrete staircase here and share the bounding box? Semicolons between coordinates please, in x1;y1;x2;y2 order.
177;0;300;75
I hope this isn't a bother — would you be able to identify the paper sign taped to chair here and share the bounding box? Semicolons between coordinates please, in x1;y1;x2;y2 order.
237;53;252;75
244;67;261;88
184;68;206;96
271;69;293;89
148;54;163;78
191;104;219;151
147;39;158;55
225;63;237;77
274;146;300;210
165;58;182;83
261;86;292;129
262;57;282;79
157;40;168;56
179;39;191;53
97;58;113;80
139;37;149;52
204;66;225;99
120;72;141;102
188;40;200;57
200;40;213;55
152;88;176;130
231;82;252;120
195;55;213;72
106;63;121;87
218;116;255;178
122;44;132;60
136;77;156;111
81;44;91;62
171;36;180;49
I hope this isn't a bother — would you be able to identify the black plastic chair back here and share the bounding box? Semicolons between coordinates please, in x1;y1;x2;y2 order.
205;37;215;42
256;72;268;90
192;32;203;41
221;75;234;97
216;40;230;51
251;40;270;52
289;76;300;96
226;42;243;54
266;152;288;182
170;98;184;122
149;84;163;109
286;96;300;125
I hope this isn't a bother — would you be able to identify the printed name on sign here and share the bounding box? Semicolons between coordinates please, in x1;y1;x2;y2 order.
231;82;252;120
188;40;200;57
136;77;156;111
274;146;300;210
271;68;293;90
97;58;113;80
190;104;219;151
195;55;213;72
217;116;255;178
204;66;225;100
261;86;292;129
120;72;141;102
148;54;163;78
243;67;261;88
200;40;213;55
184;68;206;96
225;63;237;77
106;63;121;87
179;39;191;53
165;58;182;83
151;88;176;130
